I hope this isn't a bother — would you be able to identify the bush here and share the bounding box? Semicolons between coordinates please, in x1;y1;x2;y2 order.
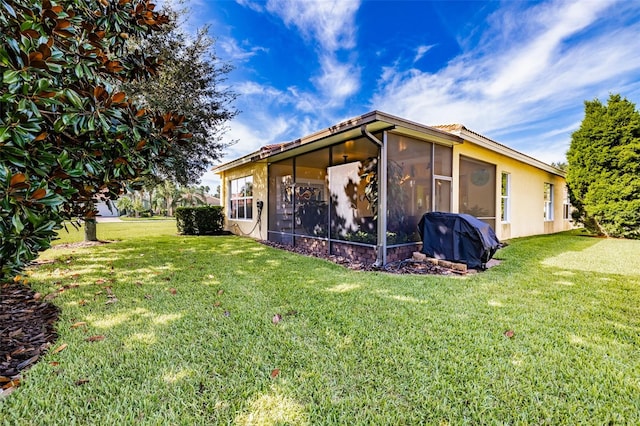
175;206;224;235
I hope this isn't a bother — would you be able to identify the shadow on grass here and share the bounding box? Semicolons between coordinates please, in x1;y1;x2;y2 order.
10;231;639;424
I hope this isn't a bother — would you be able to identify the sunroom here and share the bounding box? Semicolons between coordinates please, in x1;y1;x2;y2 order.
213;111;571;265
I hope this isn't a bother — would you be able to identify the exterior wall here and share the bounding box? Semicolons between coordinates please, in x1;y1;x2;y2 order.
216;122;572;263
453;141;572;240
219;162;268;240
95;201;119;217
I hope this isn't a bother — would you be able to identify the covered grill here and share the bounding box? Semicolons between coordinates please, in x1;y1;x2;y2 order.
418;212;501;270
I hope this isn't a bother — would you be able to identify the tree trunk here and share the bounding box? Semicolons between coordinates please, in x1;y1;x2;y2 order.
84;218;98;242
149;188;154;216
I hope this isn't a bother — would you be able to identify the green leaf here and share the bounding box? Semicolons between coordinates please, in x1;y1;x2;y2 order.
2;69;20;85
35;78;50;91
53;118;66;133
0;93;16;102
74;63;84;78
0;126;10;143
12;214;25;234
65;89;84;109
47;62;62;73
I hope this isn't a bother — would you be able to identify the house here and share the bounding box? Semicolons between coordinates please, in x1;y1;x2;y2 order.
95;201;119;217
204;195;221;206
212;111;571;265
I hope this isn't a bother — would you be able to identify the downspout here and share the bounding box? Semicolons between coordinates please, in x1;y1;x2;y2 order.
360;125;386;267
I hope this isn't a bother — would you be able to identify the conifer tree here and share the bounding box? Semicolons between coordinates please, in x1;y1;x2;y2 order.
566;94;640;238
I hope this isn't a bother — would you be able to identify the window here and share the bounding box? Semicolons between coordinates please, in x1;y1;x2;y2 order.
501;172;511;223
230;176;253;220
544;183;554;221
562;185;571;220
459;156;496;229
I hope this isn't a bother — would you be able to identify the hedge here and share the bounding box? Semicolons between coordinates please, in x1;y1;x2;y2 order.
175;206;224;235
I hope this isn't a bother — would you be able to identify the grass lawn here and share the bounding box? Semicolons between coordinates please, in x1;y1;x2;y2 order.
2;223;639;424
118;216;177;222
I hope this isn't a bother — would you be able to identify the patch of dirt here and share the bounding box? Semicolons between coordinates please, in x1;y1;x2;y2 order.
1;282;59;395
260;241;457;275
52;240;112;250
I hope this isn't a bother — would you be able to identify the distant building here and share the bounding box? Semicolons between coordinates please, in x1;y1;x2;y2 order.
95;201;119;217
205;195;221;206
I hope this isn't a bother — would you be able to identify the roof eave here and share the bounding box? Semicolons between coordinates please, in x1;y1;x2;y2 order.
212;111;463;173
449;128;566;177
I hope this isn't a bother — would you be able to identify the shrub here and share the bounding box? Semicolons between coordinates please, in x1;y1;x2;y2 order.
175;206;224;235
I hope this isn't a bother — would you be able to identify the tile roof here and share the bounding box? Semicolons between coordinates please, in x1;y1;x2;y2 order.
260;143;288;151
431;124;465;132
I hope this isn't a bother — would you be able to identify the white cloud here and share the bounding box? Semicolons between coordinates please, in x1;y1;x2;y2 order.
257;0;362;114
265;0;360;51
483;0;616;97
235;81;283;98
371;0;640;162
413;45;435;63
234;0;264;13
218;37;268;62
220;115;291;160
312;56;361;106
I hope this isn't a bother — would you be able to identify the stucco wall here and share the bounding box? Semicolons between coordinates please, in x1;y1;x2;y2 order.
219;162;268;240
453;141;572;240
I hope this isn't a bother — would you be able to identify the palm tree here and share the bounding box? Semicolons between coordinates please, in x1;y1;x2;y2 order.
154;181;180;216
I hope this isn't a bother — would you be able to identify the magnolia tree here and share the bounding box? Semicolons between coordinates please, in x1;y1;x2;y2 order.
0;0;192;278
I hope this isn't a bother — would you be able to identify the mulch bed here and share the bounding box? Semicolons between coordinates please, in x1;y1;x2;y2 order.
0;242;110;396
0;282;59;396
260;240;457;275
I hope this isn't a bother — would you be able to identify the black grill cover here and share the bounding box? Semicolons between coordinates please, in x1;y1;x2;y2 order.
418;212;501;269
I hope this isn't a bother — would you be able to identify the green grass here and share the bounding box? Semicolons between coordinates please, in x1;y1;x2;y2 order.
119;216;177;222
51;221;178;246
2;225;639;424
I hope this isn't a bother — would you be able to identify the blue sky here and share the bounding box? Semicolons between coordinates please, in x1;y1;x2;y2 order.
163;0;640;191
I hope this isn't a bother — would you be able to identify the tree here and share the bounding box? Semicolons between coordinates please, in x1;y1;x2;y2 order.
123;6;238;185
178;185;206;206
154;180;179;216
85;5;237;239
115;195;133;216
0;0;191;278
566;94;640;238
